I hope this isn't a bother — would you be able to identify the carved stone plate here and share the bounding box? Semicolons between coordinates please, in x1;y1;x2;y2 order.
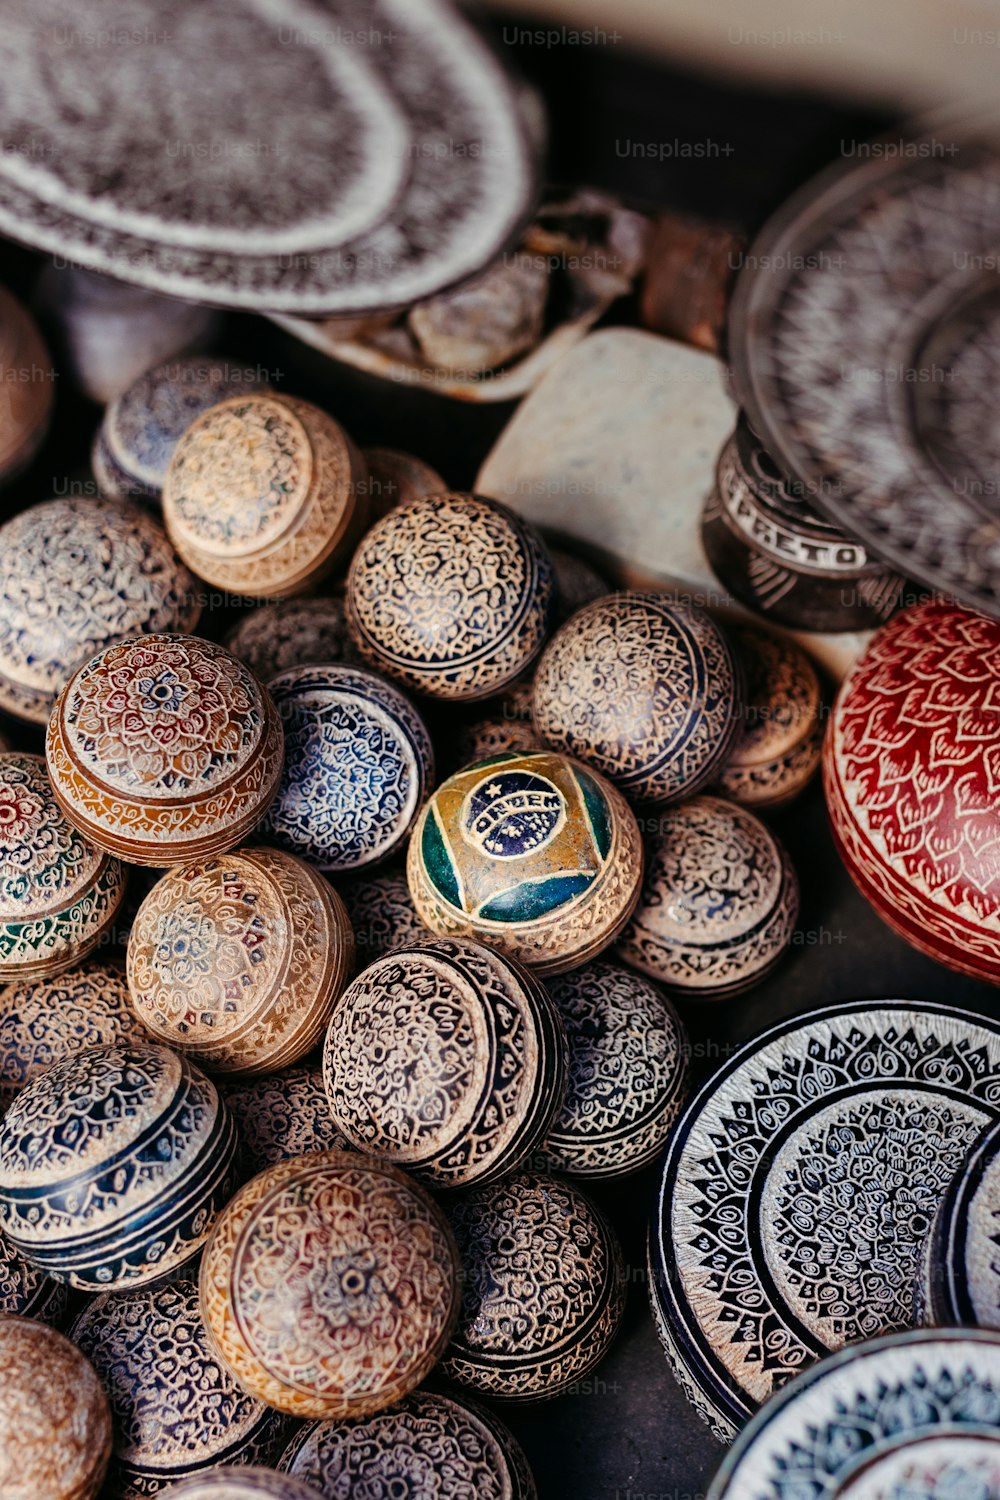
921;1116;1000;1331
650;1000;1000;1441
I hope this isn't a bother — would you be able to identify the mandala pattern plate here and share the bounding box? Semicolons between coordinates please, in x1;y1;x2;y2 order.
651;1000;1000;1441
0;1316;112;1500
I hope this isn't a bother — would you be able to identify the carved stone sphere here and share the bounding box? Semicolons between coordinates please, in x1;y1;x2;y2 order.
0;1226;72;1326
346;493;555;702
362;447;446;520
158;1473;321;1500
199;1151;460;1419
222;1065;352;1177
0;1314;112;1500
532;593;742;805
263;664;433;873
127;847;354;1078
617;794;799;998
0;1042;238;1290
407;750;644;976
71;1279;292;1498
323;938;567;1188
538;960;689;1179
279;1390;536;1500
441;1170;626;1401
0;752;126;982
454;712;543;770
46;634;284;866
337;871;431;966
550;546;608;625
224;596;359;683
715;627;823;809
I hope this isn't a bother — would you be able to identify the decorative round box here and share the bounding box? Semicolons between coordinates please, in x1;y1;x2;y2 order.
0;285;54;485
199;1151;460;1419
46;633;284;866
825;598;1000;984
0;1315;112;1500
921;1116;1000;1331
0;1041;238;1290
455;711;543;770
550;547;608;625
538;959;688;1179
714;627;823;809
0;961;148;1115
0;496;200;725
407;750;644;976
617;794;798;998
708;1330;1000;1498
323;937;566;1188
224;596;359;684
338;872;431;967
346;493;555;702
0;1226;71;1327
127;847;354;1078
263;664;433;873
71;1279;292;1498
701;415;908;632
0;752;126;982
362;447;446;520
650;1000;1000;1441
93;356;269;506
532;594;742;805
163;394;369;599
159;1473;322;1500
441;1170;626;1401
279;1391;536;1500
222;1065;352;1177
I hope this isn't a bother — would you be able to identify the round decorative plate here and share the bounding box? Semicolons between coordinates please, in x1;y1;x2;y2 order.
0;0;536;316
0;752;126;982
442;1169;626;1401
346;494;555;702
728;114;1000;616
0;1042;238;1290
163;395;368;599
221;1065;352;1177
71;1279;291;1497
617;794;799;997
224;596;359;684
0;1315;112;1500
532;594;742;805
709;1329;1000;1498
322;937;566;1188
922;1116;1000;1330
279;1391;536;1500
651;1000;1000;1441
0;496;199;724
199;1151;460;1419
263;664;433;873
407;749;644;976
825;597;1000;983
337;871;431;967
714;627;824;809
46;633;284;866
158;1473;322;1500
127;847;354;1077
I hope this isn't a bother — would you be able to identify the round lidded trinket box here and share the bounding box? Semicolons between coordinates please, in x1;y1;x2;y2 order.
163;393;368;599
0;1226;71;1326
160;1474;323;1500
708;1330;1000;1498
0;752;126;982
222;1065;352;1176
127;847;354;1078
407;749;644;976
338;871;430;966
533;594;742;804
362;447;446;520
0;1041;238;1290
920;1116;1000;1331
0;496;200;725
46;633;284;866
263;664;433;873
0;1315;112;1500
323;937;566;1188
538;960;688;1179
825;597;1000;984
0;284;54;485
650;999;1000;1442
199;1151;460;1419
701;414;907;632
346;493;555;702
617;794;798;997
0;961;147;1115
224;596;359;684
714;627;823;809
279;1391;536;1500
92;355;269;506
72;1279;292;1498
442;1169;626;1401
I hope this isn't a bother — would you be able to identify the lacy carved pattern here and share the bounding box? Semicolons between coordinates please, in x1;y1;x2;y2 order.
347;494;554;699
0;498;198;723
443;1170;626;1399
0;1224;71;1325
72;1279;291;1495
0;1318;112;1500
533;596;739;802
225;597;359;684
716;628;823;807
223;1066;352;1175
338;872;431;966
